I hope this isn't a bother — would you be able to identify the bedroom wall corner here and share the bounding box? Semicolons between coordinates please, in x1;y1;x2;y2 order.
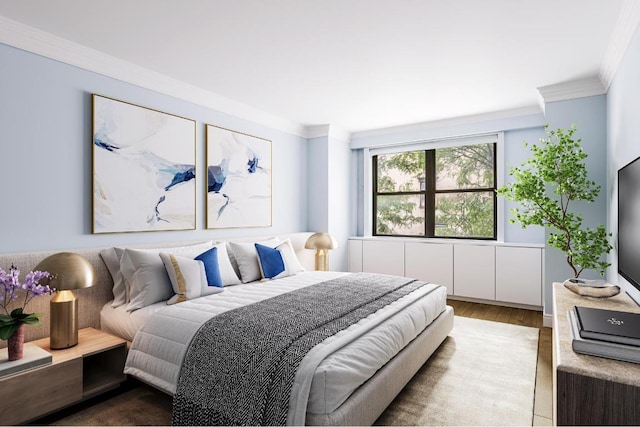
542;94;607;315
306;132;352;272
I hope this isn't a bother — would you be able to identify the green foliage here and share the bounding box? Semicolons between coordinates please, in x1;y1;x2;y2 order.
376;195;423;234
0;308;41;340
436;193;494;238
378;151;425;177
436;145;494;188
497;125;612;277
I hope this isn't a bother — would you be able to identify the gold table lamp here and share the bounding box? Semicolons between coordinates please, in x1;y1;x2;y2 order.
36;252;96;349
305;232;338;271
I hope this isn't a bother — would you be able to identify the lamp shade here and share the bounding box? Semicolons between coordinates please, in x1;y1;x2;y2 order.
305;233;338;250
35;252;96;290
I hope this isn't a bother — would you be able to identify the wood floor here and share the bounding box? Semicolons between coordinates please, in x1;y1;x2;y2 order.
447;299;553;426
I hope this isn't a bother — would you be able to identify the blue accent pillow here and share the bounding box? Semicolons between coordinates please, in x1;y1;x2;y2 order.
255;243;285;279
195;247;224;288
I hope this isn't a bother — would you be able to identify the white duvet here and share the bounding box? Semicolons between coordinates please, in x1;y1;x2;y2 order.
105;271;447;420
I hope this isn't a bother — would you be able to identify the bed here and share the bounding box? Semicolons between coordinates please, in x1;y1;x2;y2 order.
95;233;453;425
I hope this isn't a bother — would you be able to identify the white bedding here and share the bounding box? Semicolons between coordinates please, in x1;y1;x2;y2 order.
105;271;447;417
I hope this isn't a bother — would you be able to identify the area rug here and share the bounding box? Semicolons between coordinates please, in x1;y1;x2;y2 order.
375;316;539;426
47;316;539;426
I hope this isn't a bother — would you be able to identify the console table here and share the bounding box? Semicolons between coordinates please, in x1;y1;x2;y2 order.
553;282;640;425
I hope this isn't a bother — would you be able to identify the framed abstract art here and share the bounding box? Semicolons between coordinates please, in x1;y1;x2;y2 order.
92;94;196;233
205;124;272;229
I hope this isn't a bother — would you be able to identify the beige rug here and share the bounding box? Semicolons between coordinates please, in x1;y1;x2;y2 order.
46;316;539;426
376;316;539;426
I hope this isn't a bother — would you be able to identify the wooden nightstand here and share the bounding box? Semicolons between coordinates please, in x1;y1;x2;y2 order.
0;327;127;425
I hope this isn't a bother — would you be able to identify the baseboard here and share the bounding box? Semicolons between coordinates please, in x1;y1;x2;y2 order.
543;313;553;328
447;295;542;312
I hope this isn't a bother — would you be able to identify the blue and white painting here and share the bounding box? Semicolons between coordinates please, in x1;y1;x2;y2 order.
206;125;272;228
92;95;196;233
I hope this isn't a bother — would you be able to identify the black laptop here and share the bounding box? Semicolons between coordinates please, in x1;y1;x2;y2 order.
574;306;640;347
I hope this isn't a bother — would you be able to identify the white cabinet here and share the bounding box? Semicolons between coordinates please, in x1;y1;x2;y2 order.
405;242;454;295
349;238;543;309
496;246;542;306
362;240;404;276
348;239;363;272
454;245;496;300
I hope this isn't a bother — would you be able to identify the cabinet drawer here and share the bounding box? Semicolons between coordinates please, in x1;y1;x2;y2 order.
0;359;82;425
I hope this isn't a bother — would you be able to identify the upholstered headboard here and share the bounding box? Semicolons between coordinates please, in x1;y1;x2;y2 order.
0;232;315;346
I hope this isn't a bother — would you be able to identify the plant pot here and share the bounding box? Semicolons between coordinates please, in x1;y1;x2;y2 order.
563;278;620;298
7;323;25;361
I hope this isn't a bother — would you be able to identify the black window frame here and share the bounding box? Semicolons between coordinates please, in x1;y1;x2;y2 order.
373;143;497;240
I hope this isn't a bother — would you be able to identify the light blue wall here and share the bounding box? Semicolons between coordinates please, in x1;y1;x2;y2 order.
607;24;640;303
0;43;309;254
543;95;608;314
327;136;351;271
351;114;547;244
306;134;351;271
503;127;546;243
307;137;330;233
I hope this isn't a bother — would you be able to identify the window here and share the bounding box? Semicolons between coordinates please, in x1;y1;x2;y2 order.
373;141;497;239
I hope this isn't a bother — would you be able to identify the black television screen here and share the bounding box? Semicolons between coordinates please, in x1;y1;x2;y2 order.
618;156;640;291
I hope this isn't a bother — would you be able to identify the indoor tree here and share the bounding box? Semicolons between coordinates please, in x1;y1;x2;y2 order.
497;125;612;278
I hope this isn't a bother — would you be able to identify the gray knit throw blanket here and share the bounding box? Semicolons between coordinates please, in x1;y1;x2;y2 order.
172;272;427;426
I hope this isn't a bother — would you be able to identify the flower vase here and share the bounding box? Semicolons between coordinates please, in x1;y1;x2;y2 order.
7;323;26;361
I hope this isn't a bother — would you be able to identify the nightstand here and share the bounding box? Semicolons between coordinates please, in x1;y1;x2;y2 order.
0;327;127;425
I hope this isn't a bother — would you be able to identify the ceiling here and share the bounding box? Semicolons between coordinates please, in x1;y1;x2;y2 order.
0;0;631;134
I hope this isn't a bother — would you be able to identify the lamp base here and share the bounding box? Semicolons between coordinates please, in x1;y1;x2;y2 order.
50;290;78;349
315;249;329;271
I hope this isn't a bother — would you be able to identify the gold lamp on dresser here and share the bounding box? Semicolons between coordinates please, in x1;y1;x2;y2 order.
304;232;338;271
35;252;96;349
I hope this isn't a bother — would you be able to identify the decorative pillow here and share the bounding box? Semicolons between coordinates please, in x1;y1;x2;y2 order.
255;244;286;279
100;247;126;307
228;238;281;283
199;242;241;286
194;247;224;288
160;252;224;305
278;239;306;274
121;249;175;312
101;241;214;308
255;240;306;280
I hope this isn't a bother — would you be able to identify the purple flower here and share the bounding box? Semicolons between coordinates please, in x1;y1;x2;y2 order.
0;265;54;316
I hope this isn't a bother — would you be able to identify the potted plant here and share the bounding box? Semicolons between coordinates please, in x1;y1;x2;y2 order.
497;125;612;282
0;265;54;360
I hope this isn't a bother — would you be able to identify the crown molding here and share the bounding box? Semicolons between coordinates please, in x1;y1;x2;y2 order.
350;105;542;141
306;125;332;139
536;76;606;107
600;0;640;90
0;16;307;137
306;124;351;143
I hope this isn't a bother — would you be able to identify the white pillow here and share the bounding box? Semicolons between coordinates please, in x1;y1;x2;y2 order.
160;253;224;305
121;242;215;312
278;239;305;274
228;238;281;283
201;242;241;286
122;249;174;312
101;241;213;308
100;247;126;307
